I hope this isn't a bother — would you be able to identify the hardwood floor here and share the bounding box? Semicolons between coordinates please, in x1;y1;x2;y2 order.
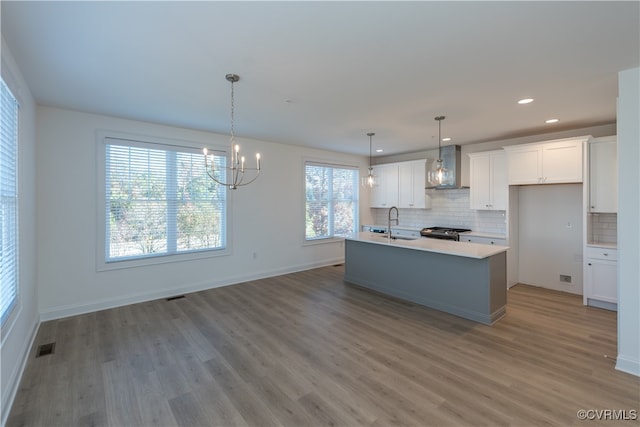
7;265;639;426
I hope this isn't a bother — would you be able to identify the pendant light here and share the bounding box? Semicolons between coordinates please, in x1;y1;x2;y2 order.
362;132;376;188
203;73;261;190
427;115;450;187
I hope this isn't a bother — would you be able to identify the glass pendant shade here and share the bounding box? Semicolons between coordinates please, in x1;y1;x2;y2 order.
362;132;376;188
427;158;451;187
362;167;376;188
426;115;451;187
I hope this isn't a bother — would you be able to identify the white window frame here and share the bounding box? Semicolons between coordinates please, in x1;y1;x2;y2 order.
1;77;19;330
303;158;359;244
96;131;232;271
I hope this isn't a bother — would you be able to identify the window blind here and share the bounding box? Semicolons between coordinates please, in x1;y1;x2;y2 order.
105;137;227;262
1;78;19;324
305;162;358;240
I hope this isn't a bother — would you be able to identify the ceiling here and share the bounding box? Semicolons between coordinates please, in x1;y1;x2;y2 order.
2;1;638;156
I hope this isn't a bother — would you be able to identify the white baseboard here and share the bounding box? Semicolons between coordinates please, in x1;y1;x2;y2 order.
39;257;344;321
616;355;640;377
1;317;40;427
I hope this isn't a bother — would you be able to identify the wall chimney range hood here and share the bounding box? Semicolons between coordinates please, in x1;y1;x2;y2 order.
425;144;465;189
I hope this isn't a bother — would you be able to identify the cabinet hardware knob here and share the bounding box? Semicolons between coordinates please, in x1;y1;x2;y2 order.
604;253;608;256
588;263;592;266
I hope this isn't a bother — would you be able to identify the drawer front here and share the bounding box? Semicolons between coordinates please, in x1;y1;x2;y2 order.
585;247;617;261
394;229;421;238
462;236;506;246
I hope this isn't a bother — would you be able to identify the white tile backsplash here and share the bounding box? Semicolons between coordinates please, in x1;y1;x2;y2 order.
589;212;618;244
371;189;507;235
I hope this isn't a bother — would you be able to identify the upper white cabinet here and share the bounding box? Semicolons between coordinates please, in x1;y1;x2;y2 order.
468;150;507;210
398;160;428;209
370;163;398;208
370;160;430;209
504;137;587;185
588;136;617;213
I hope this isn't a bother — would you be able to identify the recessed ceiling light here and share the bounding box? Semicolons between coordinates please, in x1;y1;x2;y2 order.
442;137;452;142
545;118;559;124
376;149;383;153
517;98;534;104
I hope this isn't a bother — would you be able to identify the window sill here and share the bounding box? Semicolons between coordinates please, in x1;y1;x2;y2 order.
303;237;346;247
96;247;231;272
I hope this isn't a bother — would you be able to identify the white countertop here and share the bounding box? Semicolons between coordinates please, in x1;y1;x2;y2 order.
348;232;509;259
587;242;617;249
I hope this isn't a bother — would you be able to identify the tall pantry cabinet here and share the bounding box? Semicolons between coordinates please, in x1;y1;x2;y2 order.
584;136;618;310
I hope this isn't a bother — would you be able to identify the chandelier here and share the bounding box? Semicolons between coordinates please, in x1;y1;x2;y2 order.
203;74;261;190
362;132;376;188
427;115;450;186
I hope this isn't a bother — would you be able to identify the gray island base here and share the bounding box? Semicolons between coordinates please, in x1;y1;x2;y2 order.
344;235;507;325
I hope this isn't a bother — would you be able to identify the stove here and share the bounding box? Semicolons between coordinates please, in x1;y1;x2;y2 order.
420;226;471;241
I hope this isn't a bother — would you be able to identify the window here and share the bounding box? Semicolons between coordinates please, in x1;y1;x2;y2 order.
103;137;227;264
1;78;19;324
305;161;358;240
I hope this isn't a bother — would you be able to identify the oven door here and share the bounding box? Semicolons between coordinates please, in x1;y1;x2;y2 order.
422;234;459;241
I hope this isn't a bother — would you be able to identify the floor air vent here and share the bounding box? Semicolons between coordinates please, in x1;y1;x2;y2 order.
166;295;186;301
36;342;56;358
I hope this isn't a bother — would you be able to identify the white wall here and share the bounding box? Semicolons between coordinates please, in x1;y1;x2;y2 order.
517;184;584;294
616;67;639;376
36;106;372;319
1;39;39;424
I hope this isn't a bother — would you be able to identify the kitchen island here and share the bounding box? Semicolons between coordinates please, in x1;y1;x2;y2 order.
344;233;508;325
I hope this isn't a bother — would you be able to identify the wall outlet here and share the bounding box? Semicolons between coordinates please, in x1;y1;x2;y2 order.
560;275;572;283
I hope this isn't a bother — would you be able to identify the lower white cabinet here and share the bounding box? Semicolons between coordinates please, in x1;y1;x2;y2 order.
584;246;617;308
461;235;506;246
392;228;421;238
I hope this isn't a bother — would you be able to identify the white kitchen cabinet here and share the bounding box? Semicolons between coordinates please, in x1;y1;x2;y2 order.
584;246;617;309
504;144;541;185
461;235;506;246
398;160;429;209
504;137;586;185
468;150;507;210
370;160;430;209
588;136;617;213
370;163;398;208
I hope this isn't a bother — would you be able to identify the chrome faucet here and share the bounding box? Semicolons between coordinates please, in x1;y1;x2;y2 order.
388;206;399;239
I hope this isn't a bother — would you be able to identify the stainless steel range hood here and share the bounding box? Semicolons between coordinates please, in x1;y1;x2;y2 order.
425;144;466;189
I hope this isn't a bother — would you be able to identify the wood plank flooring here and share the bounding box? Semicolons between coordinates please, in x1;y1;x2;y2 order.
7;265;639;426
